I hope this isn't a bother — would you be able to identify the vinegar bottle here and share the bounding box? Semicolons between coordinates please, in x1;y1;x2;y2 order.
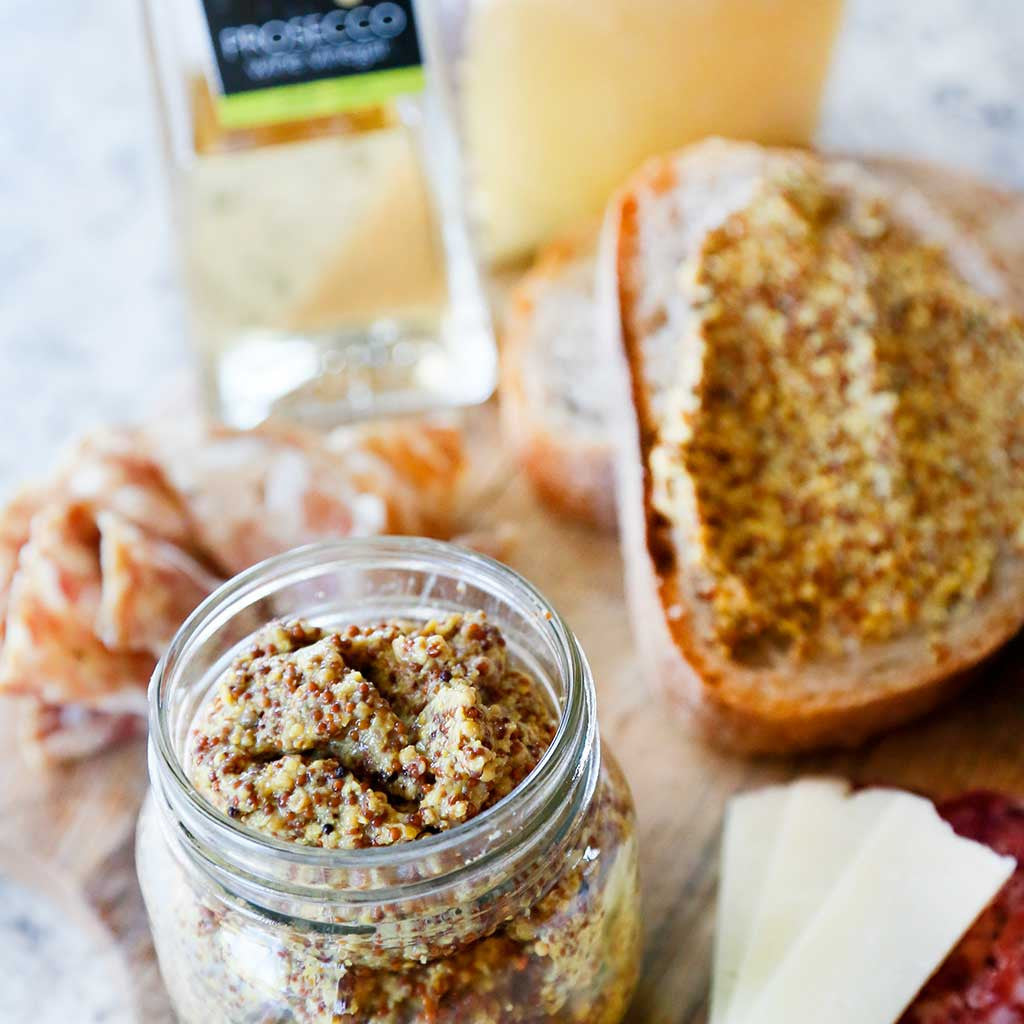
142;0;495;428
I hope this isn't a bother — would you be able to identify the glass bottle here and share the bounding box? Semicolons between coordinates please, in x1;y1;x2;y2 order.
142;1;496;428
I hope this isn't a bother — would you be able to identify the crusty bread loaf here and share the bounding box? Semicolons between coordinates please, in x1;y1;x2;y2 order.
500;223;617;530
601;138;1024;753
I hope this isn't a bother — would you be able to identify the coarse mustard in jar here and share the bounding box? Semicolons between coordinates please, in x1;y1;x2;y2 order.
137;538;641;1023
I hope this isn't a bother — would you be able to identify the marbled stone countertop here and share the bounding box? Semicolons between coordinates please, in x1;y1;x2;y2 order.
0;2;1021;1022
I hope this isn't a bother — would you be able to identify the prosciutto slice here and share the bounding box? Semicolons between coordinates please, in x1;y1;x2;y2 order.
327;421;465;539
96;511;221;656
0;486;49;648
19;700;145;763
55;428;195;547
0;503;154;710
151;419;463;576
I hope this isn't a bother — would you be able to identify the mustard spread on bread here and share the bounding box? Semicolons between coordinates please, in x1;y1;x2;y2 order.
651;167;1024;661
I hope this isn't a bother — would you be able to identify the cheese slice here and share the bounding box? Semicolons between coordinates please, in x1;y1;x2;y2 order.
738;791;1014;1024
708;785;790;1024
726;781;896;1023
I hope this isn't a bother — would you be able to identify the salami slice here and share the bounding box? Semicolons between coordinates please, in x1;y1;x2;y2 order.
901;792;1024;1023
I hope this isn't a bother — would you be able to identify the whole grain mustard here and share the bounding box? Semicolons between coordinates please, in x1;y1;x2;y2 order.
190;613;557;847
652;170;1024;660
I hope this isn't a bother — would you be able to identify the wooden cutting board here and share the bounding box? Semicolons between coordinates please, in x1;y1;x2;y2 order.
3;161;1024;1023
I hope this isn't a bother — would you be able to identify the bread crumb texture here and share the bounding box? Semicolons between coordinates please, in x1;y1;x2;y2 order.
189;613;556;847
652;164;1024;661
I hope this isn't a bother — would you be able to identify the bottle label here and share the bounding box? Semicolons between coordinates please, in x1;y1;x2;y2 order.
200;1;424;129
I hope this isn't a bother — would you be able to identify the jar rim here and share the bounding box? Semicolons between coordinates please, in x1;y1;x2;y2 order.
148;536;598;899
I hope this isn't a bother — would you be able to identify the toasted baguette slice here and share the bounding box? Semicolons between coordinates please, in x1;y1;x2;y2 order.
500;223;617;530
601;138;1024;753
503;157;1024;536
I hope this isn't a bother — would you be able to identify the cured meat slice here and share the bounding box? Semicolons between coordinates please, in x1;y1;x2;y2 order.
0;502;153;709
149;421;385;576
55;428;195;547
901;792;1024;1023
0;485;49;647
328;421;466;539
96;511;222;656
0;435;206;760
152;420;463;576
19;700;145;763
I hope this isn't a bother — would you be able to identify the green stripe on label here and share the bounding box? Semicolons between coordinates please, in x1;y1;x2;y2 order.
216;65;425;129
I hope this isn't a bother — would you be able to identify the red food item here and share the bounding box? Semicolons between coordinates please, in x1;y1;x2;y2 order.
901;792;1024;1023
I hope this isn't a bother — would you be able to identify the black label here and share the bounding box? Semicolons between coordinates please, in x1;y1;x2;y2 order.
200;1;423;96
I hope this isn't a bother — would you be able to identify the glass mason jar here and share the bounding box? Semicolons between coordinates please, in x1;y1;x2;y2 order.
137;538;641;1023
141;1;495;429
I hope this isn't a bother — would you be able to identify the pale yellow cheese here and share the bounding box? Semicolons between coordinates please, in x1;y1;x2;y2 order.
709;785;790;1024
739;791;1014;1024
726;781;896;1023
462;0;845;263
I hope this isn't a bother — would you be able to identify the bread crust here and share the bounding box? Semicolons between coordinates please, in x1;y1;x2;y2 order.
501;231;617;531
601;140;1024;754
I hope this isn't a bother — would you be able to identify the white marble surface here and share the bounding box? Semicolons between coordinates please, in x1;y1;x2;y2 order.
0;0;1022;490
0;0;187;489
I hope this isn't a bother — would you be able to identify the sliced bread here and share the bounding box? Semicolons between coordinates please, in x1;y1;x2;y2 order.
500;222;617;530
502;155;1024;536
601;138;1024;753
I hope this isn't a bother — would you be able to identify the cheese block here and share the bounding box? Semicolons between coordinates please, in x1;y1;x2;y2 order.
726;781;897;1023
739;792;1014;1024
461;0;845;262
708;785;790;1024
